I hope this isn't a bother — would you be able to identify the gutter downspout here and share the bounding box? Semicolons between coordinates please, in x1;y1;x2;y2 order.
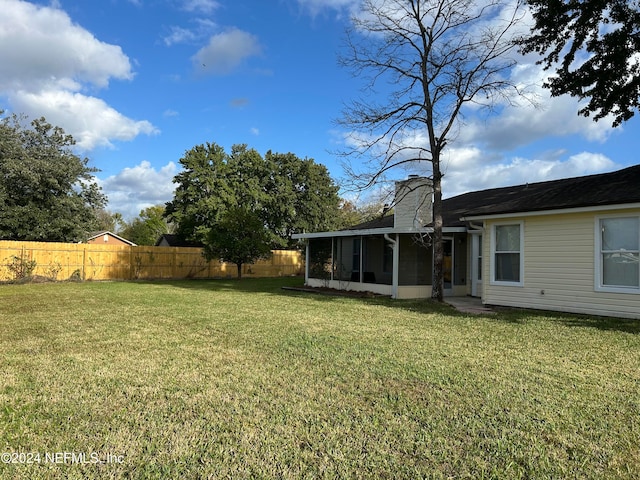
384;233;398;299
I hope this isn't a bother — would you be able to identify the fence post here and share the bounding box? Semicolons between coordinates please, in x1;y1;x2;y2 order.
129;247;134;280
82;246;87;280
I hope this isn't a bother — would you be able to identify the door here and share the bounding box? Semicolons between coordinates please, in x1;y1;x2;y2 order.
471;233;483;297
443;237;453;296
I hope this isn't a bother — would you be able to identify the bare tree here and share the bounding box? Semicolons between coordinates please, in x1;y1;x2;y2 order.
337;0;529;300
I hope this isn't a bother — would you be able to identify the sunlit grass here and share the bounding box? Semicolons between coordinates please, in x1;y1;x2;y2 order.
1;278;639;478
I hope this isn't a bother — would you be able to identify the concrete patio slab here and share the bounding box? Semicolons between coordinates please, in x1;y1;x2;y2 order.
445;296;496;315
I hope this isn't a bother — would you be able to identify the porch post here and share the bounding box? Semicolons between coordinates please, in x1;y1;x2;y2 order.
359;236;363;283
385;233;399;299
393;233;399;298
330;237;334;281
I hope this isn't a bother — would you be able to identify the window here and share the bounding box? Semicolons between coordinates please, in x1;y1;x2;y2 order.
491;222;523;285
596;216;640;292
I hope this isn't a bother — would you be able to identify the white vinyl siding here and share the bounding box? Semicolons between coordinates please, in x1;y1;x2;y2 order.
483;210;640;320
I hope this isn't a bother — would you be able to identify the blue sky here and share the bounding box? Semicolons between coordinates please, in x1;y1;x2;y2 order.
1;0;638;220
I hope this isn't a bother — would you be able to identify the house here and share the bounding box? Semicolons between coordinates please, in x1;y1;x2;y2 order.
155;234;203;248
293;164;640;320
86;231;136;246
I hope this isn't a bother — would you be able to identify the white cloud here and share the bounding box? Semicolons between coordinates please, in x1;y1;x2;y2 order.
442;151;618;197
0;0;157;150
295;0;358;16
340;125;620;199
163;26;199;46
458;63;617;151
12;89;158;150
0;0;132;91
181;0;219;14
250;127;260;136
162;19;217;46
100;161;178;219
192;29;262;75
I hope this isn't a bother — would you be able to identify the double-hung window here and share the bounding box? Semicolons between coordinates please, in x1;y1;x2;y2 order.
596;216;640;292
491;222;524;286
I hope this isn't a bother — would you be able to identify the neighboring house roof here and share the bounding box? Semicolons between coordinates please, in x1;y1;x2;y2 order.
155;234;204;248
86;231;137;246
343;215;394;231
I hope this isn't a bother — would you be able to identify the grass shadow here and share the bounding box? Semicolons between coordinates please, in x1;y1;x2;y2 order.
134;276;305;295
133;277;640;333
556;314;640;334
483;305;640;334
134;277;459;315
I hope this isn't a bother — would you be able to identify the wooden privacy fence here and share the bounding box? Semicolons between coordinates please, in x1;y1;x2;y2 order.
0;241;303;281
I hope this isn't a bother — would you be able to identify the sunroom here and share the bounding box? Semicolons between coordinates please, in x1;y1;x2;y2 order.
294;175;472;299
302;229;469;299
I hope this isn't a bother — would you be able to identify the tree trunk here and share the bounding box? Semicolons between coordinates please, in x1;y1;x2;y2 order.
431;160;444;302
236;263;242;279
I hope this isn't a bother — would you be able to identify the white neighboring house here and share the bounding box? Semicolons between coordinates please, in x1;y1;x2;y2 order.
293;165;640;320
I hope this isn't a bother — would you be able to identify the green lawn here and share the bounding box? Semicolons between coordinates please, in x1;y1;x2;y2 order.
0;277;638;479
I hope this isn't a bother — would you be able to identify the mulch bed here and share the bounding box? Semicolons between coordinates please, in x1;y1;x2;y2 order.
282;286;390;298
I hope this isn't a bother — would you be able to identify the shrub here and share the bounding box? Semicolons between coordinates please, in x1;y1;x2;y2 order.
45;262;63;281
5;251;37;281
69;269;83;282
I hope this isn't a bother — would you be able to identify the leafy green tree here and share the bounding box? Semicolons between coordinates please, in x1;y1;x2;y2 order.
264;151;343;245
120;205;174;246
165;142;341;252
165;142;232;243
204;207;272;279
95;209;125;233
335;199;388;229
0;112;106;242
520;0;640;126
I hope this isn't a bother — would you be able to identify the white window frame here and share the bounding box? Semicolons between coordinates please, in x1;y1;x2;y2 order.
490;221;524;287
594;214;640;294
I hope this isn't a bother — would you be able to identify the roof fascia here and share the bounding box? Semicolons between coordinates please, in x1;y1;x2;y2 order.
293;228;396;239
292;226;467;240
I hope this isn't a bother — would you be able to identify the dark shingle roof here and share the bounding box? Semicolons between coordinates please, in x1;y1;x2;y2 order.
343;215;395;231
447;164;640;222
342;165;640;231
155;234;204;247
